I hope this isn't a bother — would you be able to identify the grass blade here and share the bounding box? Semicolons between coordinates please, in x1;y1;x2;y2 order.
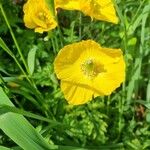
0;105;66;128
0;87;57;150
0;146;11;150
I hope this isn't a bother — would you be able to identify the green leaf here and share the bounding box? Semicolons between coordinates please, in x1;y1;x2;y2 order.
146;80;150;103
0;105;65;127
128;4;150;35
135;100;150;109
127;37;137;46
0;37;14;57
27;46;37;75
0;113;57;150
146;112;150;123
0;87;57;150
0;146;11;150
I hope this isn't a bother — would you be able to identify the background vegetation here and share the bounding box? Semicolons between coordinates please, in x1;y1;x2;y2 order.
0;0;150;149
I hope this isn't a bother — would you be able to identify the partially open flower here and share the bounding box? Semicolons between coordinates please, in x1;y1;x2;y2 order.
55;0;118;24
55;0;81;10
81;0;118;23
23;0;57;33
54;40;125;105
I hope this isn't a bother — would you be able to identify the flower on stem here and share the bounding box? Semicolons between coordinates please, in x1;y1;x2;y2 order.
54;40;125;105
23;0;57;33
55;0;118;24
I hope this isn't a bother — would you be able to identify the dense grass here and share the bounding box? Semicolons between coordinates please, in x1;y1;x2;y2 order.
0;0;150;149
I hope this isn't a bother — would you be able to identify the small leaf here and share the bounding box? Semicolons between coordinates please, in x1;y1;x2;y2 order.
27;46;37;75
0;37;14;57
127;37;137;46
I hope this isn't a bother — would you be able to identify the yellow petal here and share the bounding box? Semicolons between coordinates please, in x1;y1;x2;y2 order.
61;81;97;105
54;40;86;80
93;58;125;95
23;1;36;28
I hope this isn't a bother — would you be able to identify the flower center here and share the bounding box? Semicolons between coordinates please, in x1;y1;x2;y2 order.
38;12;47;21
81;58;100;79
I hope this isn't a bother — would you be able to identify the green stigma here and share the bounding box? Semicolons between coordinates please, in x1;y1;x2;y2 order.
84;59;94;71
81;58;105;79
81;59;97;79
38;12;47;21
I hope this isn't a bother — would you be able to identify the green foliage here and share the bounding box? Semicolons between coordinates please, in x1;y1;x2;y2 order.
0;0;150;149
63;101;108;146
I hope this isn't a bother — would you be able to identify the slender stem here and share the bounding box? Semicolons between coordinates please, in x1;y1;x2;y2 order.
79;12;82;40
51;36;57;54
0;4;29;74
57;25;64;48
0;73;5;86
106;96;110;115
13;56;33;84
0;73;9;93
55;15;64;48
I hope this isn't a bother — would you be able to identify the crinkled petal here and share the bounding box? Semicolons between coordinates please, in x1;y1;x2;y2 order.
54;40;88;81
61;81;101;105
93;49;125;95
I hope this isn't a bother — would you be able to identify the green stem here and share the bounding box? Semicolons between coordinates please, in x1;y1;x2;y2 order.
55;15;64;48
0;73;5;86
79;12;82;40
0;4;29;74
106;96;110;115
12;55;33;85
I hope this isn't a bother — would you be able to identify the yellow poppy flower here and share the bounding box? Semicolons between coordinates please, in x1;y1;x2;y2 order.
54;40;125;105
55;0;118;24
23;0;57;33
